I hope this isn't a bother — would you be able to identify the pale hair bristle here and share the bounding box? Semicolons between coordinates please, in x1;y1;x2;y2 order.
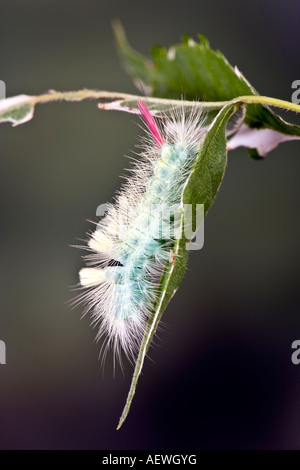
88;231;113;254
79;267;106;287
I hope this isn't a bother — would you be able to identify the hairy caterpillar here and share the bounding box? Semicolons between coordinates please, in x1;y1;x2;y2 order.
78;101;205;364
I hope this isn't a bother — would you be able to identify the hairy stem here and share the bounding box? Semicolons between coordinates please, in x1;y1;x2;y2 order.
1;89;300;122
234;95;300;113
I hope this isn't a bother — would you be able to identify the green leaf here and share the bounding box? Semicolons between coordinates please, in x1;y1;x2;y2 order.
0;95;34;126
113;21;300;145
117;103;235;429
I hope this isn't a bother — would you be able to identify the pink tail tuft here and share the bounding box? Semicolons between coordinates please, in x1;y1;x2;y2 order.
138;100;165;148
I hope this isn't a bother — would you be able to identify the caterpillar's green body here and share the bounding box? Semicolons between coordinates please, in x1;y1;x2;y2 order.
79;101;205;361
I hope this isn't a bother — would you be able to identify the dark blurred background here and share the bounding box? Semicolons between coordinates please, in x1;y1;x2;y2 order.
0;0;300;450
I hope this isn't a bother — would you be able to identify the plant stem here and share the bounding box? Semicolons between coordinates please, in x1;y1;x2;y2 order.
234;95;300;113
1;89;300;123
29;89;300;113
32;90;224;110
30;91;300;113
